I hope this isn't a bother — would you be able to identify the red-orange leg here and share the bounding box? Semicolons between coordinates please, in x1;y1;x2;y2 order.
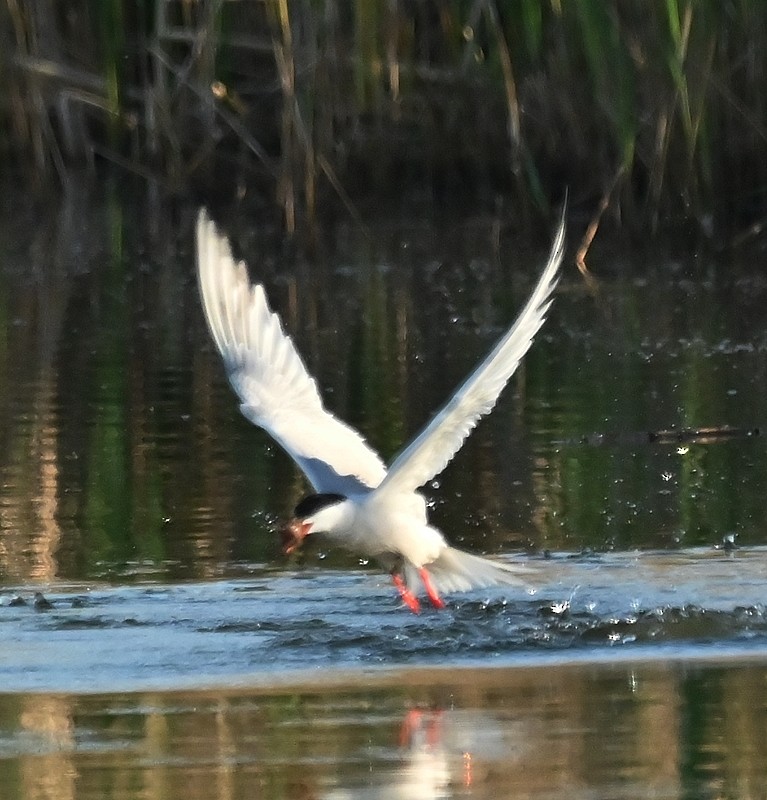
391;573;421;613
419;568;446;609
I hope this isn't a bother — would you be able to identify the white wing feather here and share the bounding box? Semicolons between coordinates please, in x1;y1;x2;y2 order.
376;211;566;498
196;210;387;494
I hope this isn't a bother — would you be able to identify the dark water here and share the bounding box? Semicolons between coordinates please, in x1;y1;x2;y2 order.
2;181;767;797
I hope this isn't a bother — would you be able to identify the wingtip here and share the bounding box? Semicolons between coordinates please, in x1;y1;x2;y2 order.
552;200;567;263
196;206;211;235
539;199;567;295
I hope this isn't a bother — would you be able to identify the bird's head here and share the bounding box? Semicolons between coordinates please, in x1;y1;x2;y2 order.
280;492;348;554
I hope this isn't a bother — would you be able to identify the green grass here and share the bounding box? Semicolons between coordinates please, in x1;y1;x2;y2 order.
2;0;766;238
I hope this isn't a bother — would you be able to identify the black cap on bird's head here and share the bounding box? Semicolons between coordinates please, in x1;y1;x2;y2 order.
293;493;346;519
280;492;347;554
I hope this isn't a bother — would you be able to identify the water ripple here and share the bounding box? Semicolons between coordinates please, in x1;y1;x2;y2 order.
2;547;767;692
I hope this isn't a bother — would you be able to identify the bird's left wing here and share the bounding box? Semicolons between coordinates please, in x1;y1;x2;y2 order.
375;210;566;499
196;210;387;495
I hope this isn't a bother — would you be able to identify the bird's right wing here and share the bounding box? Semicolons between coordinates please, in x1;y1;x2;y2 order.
196;210;387;495
375;210;566;499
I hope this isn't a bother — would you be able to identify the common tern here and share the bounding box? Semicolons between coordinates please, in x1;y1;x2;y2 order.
197;209;565;612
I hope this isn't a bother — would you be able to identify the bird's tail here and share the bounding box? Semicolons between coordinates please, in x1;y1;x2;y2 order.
402;546;533;596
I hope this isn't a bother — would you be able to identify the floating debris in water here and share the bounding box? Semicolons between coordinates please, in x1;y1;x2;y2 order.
554;426;761;448
33;592;53;611
714;533;738;553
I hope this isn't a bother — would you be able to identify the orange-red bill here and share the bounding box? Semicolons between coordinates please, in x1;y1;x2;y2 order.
280;519;312;555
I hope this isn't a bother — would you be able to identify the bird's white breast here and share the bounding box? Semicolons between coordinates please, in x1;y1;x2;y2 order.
337;491;446;567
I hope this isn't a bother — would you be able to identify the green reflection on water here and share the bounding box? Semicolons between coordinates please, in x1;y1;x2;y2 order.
1;660;766;799
1;188;766;584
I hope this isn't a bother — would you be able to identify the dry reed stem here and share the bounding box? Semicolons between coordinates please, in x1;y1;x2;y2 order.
576;162;626;281
150;45;276;176
317;153;367;234
483;0;521;169
271;0;297;234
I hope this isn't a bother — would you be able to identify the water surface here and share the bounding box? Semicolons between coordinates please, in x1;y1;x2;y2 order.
2;183;767;798
2;656;767;799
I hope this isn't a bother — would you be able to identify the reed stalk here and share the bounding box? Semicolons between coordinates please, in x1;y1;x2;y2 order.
1;0;765;241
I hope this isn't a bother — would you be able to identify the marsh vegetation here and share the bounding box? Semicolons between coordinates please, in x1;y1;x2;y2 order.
2;0;766;244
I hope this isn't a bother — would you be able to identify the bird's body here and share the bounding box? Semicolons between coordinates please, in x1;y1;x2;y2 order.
196;209;566;611
330;491;434;563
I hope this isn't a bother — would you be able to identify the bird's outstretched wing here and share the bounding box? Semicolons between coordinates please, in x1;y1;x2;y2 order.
375;209;566;498
196;210;387;494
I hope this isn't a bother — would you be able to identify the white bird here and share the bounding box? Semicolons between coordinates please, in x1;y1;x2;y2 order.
196;209;565;612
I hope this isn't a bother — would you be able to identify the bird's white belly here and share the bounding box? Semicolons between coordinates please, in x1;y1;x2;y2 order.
339;492;446;567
